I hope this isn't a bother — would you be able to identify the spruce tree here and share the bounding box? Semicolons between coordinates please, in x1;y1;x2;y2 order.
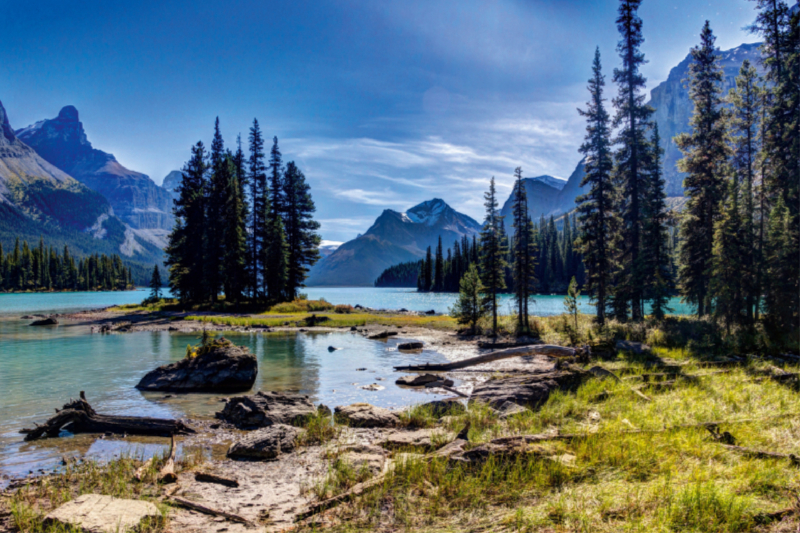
165;141;208;303
450;264;489;334
479;177;508;335
264;212;289;302
149;264;162;300
676;22;729;317
205;117;226;301
712;177;746;329
248;119;268;300
269;136;283;217
764;196;796;335
577;48;617;325
221;155;248;303
511;167;536;333
612;0;654;321
727;60;762;323
282;162;321;300
434;236;444;292
422;246;433;292
642;124;671;319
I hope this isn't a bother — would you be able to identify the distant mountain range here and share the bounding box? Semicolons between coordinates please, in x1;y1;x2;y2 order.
307;198;481;286
0;99;163;266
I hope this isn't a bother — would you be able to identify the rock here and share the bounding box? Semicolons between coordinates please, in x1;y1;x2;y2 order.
350;326;358;331
368;331;398;340
360;384;385;391
356;368;367;371
216;391;316;428
45;494;159;533
459;437;548;463
317;404;332;417
496;400;530;419
338;444;387;475
136;338;257;393
168;326;178;332
380;428;454;451
227;424;302;460
423;379;455;388
616;340;651;354
334;403;400;428
327;346;342;352
396;374;448;387
397;342;424;350
470;368;588;408
420;398;465;417
29;317;58;326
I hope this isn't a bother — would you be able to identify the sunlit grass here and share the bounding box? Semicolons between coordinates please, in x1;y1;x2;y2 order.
186;312;458;330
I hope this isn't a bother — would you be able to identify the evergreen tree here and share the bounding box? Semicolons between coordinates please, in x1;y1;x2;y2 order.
577;48;617;325
511;167;536;333
422;246;433;292
712;178;746;329
282;162;321;299
166;141;208;303
727;60;762;323
434;236;444;291
205;117;226;300
450;264;489;333
612;0;654;321
221;155;248;303
149;264;162;300
268;136;283;217
676;22;729;317
264;213;289;301
248;119;268;300
763;196;796;335
642;124;671;319
479;177;508;335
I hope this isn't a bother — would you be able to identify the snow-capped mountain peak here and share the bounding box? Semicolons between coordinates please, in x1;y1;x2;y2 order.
405;198;449;226
530;175;567;191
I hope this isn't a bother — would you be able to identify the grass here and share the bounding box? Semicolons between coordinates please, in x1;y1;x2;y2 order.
5;448;204;533
296;353;800;532
186;311;458;330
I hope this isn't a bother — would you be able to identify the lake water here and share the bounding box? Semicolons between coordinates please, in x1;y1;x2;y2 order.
0;287;694;483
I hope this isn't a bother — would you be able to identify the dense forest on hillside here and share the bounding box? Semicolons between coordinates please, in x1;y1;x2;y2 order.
0;238;137;292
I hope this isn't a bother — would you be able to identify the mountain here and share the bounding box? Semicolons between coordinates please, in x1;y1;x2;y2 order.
17;106;175;232
649;42;763;195
0;99;163;266
307;198;481;287
161;170;183;200
531;175;566;190
499;177;561;233
318;240;342;258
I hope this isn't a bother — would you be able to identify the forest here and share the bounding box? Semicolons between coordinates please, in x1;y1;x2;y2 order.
0;238;135;292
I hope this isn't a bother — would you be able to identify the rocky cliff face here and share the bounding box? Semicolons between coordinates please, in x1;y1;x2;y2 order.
307;198;481;286
648;42;763;196
161;170;183;200
17;106;174;231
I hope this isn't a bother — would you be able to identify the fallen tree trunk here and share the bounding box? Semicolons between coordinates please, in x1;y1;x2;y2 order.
24;393;195;441
169;496;253;526
394;345;577;372
719;444;800;464
159;435;177;484
194;472;240;488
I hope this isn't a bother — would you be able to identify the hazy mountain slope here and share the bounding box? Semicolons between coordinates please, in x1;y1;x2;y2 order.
17;106;174;231
307;198;481;287
0;99;163;266
499;177;562;235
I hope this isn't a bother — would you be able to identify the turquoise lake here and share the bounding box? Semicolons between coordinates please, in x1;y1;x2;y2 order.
0;288;694;483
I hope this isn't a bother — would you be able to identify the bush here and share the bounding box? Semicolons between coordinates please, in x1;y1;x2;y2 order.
270;299;334;313
334;304;354;314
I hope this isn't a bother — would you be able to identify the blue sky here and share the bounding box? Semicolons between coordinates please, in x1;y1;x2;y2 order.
0;0;757;242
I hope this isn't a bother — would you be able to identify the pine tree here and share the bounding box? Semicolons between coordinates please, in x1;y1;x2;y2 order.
166;141;208;303
676;21;729;317
712;177;746;329
612;0;654;321
248;119;268;300
511;167;536;333
282;162;321;300
479;177;508;335
422;246;433;292
642;124;671;319
763;196;796;336
727;60;762;323
264;213;289;301
434;236;444;291
221;155;248;303
450;264;489;333
149;264;162;300
577;48;617;325
269;136;283;217
205;117;226;300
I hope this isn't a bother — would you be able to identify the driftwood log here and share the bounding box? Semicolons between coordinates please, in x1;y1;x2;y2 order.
195;472;240;488
23;392;194;441
159;435;178;484
393;345;577;372
169;496;253;526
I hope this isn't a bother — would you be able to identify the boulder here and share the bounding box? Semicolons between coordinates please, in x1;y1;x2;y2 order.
29;317;58;326
496;400;530;419
360;384;385;391
334;403;399;428
216;391;316;428
470;368;588;408
396;374;447;387
616;340;651;354
397;342;424;350
420;398;465;417
136;338;257;393
45;494;159;533
368;331;398;340
380;428;454;451
338;444;387;475
227;424;303;460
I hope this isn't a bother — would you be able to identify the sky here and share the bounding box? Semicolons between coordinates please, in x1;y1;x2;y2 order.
0;0;760;242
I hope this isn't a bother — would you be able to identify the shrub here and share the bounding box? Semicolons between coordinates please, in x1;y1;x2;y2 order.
334;304;354;314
